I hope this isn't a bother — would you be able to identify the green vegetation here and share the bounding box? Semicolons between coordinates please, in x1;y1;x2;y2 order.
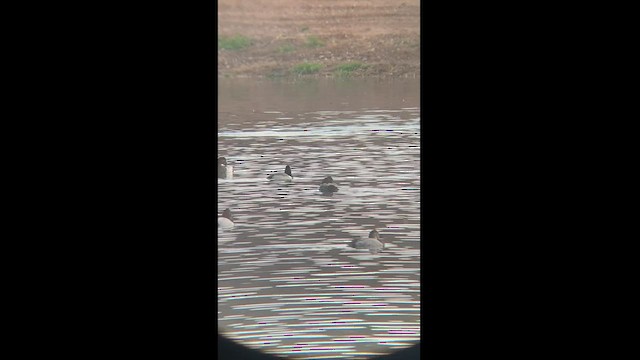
293;62;322;75
266;68;288;78
305;35;324;48
218;35;252;50
335;62;366;76
278;44;296;53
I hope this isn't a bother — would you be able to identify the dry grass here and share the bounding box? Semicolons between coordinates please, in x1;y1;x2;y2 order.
218;0;420;78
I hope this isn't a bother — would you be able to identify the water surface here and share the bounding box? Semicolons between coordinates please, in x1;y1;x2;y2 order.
218;78;420;359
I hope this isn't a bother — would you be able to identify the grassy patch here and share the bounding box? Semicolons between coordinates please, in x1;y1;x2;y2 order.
266;68;289;78
305;35;324;48
293;62;322;75
278;44;296;53
218;35;252;50
335;62;366;76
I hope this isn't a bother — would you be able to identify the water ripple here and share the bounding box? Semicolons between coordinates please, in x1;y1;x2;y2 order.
218;101;420;359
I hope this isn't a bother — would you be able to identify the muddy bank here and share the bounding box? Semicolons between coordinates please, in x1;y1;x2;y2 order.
218;0;420;78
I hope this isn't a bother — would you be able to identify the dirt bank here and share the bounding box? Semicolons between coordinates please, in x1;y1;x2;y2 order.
218;0;420;78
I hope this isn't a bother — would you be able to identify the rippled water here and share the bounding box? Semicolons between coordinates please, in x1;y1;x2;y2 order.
218;79;420;359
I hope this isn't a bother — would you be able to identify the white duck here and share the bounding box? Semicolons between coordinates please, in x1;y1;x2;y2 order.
218;208;235;229
267;165;293;182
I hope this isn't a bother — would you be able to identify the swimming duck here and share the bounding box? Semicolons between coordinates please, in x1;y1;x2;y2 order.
267;165;293;181
218;208;235;229
351;229;384;254
218;157;234;179
319;176;339;195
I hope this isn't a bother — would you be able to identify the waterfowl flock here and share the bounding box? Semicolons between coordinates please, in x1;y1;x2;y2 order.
218;156;386;254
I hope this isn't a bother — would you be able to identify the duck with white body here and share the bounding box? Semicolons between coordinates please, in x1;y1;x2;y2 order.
267;165;293;182
218;208;235;229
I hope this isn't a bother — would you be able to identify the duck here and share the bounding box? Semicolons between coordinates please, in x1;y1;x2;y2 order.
267;165;293;181
319;176;339;195
218;157;234;179
351;228;385;254
218;208;235;229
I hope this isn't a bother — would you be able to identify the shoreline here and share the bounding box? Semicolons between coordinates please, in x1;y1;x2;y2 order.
218;0;420;79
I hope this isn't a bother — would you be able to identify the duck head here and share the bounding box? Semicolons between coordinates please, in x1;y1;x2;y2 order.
222;208;233;221
321;176;334;184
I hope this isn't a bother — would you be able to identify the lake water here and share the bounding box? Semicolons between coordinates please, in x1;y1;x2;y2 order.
218;78;420;359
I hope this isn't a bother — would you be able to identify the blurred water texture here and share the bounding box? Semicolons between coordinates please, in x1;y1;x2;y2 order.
218;78;420;359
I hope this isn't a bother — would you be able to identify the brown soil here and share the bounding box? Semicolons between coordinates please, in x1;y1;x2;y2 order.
218;0;420;78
